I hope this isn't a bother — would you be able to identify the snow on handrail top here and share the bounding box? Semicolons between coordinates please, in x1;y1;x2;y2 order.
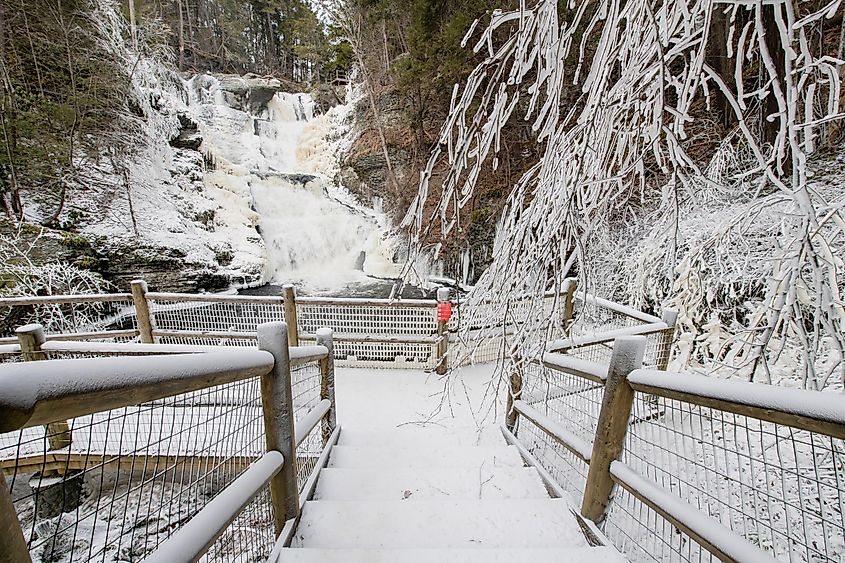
629;369;845;437
42;341;227;354
0;350;275;433
0;293;132;306
548;321;668;352
290;345;328;365
576;293;663;324
295;399;331;447
540;352;608;382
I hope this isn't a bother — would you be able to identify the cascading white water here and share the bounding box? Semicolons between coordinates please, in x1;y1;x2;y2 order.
187;76;400;292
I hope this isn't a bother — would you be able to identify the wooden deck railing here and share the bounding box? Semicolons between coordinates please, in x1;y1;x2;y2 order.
506;336;845;563
0;322;339;563
0;278;674;374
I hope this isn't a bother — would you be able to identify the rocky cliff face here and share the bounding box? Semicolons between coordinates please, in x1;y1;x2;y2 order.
14;74;302;294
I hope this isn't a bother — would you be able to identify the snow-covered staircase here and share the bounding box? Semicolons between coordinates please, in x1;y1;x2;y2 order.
276;427;626;562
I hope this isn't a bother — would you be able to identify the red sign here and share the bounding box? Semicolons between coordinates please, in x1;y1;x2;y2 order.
437;302;453;322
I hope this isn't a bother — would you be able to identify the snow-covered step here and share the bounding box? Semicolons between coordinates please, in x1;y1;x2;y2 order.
327;445;524;469
292;499;589;549
337;426;506;447
314;466;549;501
276;547;626;562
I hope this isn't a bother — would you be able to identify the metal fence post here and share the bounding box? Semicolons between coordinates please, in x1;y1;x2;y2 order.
316;328;336;445
283;285;300;347
435;288;450;375
1;478;31;562
581;336;646;524
657;308;678;371
563;277;578;335
257;322;300;535
131;279;156;343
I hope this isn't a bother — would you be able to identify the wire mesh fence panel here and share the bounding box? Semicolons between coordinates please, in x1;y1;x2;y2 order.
514;362;604;502
200;488;276;563
148;299;286;335
297;303;436;336
291;361;323;493
516;420;590;503
521;363;605;442
570;295;647;336
332;341;434;369
0;378;271;563
559;328;672;370
603;393;845;563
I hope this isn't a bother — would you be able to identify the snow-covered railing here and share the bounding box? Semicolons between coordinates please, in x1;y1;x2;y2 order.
505;336;845;563
0;322;339;563
0;277;669;371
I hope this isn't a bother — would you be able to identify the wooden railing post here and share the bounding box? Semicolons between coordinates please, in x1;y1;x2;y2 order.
16;323;47;362
283;284;300;347
16;324;80;518
131;280;156;343
581;336;646;524
1;478;31;563
656;308;678;371
435;288;450;375
563;277;578;335
257;322;299;535
505;357;523;432
316;328;336;445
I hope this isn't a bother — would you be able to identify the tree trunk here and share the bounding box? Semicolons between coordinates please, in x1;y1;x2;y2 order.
128;0;137;51
761;5;785;148
705;7;734;130
177;0;185;70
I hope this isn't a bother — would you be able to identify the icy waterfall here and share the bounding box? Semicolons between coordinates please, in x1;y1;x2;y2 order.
187;76;398;292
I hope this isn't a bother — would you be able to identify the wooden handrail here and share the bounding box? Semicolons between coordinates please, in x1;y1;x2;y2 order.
512;400;593;462
538;353;608;383
294;400;331;447
0;293;132;306
628;368;845;440
548;321;669;352
574;293;663;324
0;351;275;433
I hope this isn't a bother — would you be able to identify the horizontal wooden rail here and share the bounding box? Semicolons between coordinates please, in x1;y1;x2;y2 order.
0;329;140;345
538;353;608;383
0;293;132;306
144;451;284;563
512;400;593;462
610;461;779;563
299;332;438;344
297;296;436;308
146;292;284;304
151;329;257;340
290;346;329;366
574;293;663;324
41;341;222;354
0;452;261;476
548;321;668;352
0;351;275;433
628;369;845;440
295;400;331;447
